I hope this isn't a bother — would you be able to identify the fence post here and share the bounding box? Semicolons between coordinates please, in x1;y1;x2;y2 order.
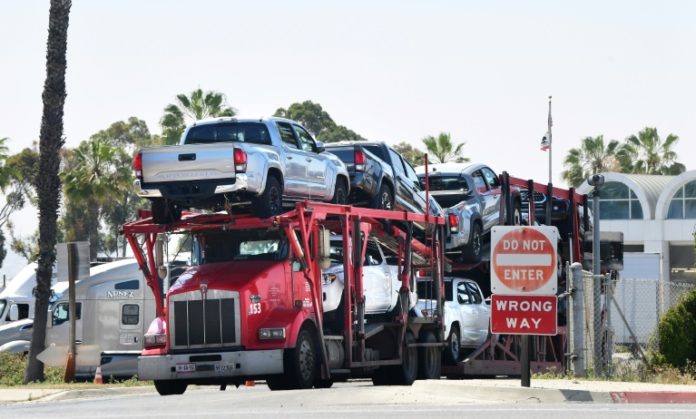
570;262;586;377
604;273;613;374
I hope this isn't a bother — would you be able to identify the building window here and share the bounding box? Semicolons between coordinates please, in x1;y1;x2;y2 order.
667;181;696;219
589;182;643;220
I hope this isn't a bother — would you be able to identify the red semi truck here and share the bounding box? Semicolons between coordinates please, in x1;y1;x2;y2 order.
123;202;447;395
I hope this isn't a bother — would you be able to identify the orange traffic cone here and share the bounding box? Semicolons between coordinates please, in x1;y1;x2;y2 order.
244;379;255;387
93;366;103;385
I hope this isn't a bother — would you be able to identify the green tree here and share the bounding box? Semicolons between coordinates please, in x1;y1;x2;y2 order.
160;89;236;145
421;132;469;164
393;142;425;167
561;135;627;187
25;0;71;384
274;100;366;143
623;127;685;175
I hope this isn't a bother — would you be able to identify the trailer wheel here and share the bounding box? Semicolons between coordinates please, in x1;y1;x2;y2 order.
445;326;461;365
372;332;417;386
154;379;187;396
253;176;283;218
151;198;181;224
331;178;348;205
418;331;441;379
372;184;394;210
274;328;317;390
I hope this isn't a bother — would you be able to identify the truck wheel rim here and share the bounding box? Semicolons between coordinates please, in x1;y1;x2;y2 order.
381;192;392;210
270;186;281;214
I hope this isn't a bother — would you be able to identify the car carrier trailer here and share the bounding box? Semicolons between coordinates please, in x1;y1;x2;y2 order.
122;201;447;394
443;173;589;377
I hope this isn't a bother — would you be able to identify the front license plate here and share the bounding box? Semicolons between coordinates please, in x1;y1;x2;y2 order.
176;363;195;373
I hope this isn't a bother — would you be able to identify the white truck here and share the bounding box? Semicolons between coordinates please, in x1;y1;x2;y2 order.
417;277;490;364
134;117;350;223
0;263;63;326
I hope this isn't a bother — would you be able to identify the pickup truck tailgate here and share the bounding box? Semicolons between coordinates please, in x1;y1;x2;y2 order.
141;144;236;183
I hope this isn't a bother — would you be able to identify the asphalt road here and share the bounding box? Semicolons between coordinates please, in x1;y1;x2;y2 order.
2;382;695;419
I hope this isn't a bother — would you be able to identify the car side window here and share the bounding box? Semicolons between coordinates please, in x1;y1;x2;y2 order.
482;167;500;189
472;171;487;193
388;149;406;178
122;304;140;325
293;125;316;153
465;282;483;304
276;122;299;149
456;283;471;304
53;302;82;326
403;159;421;188
364;241;383;265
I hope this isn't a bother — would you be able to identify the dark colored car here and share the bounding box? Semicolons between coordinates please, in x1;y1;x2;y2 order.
325;142;439;216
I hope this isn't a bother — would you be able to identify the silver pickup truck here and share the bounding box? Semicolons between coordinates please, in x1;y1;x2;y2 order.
134;117;350;223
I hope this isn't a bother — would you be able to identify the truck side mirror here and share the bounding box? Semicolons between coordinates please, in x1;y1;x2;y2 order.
47;309;53;328
318;227;332;269
9;304;19;322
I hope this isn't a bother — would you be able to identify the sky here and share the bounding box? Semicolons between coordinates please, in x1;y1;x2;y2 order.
1;0;696;279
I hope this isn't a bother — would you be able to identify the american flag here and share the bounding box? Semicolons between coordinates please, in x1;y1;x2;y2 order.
540;97;552;152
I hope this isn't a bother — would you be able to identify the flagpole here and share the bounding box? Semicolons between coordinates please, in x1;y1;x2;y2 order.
548;96;552;185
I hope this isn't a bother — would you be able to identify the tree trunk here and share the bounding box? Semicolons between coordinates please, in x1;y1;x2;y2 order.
24;0;71;384
88;202;99;260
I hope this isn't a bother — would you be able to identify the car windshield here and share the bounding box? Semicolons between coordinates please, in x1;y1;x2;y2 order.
185;122;271;145
0;299;5;318
420;175;470;207
194;229;288;264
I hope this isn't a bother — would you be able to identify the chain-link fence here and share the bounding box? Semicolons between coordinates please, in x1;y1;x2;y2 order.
567;264;696;376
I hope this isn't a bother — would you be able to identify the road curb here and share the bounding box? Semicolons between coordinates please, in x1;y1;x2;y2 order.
40;386;156;402
610;391;696;404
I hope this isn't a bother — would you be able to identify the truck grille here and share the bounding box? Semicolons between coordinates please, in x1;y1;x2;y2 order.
169;290;241;350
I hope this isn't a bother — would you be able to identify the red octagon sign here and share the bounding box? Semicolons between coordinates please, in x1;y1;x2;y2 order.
490;226;558;295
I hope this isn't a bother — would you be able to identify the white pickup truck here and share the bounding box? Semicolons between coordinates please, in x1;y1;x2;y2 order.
321;236;417;330
416;277;490;364
134;117;350;223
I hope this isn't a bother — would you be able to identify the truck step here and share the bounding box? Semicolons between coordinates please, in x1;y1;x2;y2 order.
322;334;344;341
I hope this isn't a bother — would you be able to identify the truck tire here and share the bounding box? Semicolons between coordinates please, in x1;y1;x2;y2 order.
372;184;394;210
151;198;181;224
445;326;461;365
271;328;317;390
154;379;187;396
418;331;441;379
252;176;282;218
371;332;417;386
331;179;348;205
463;223;482;262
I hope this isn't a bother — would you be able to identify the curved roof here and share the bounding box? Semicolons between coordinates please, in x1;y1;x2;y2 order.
655;170;696;219
576;172;675;220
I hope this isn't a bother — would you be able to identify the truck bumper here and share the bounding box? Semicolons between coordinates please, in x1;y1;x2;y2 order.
138;349;284;380
134;174;252;199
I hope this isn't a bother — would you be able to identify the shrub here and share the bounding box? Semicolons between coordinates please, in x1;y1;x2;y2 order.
0;352;64;386
655;289;696;369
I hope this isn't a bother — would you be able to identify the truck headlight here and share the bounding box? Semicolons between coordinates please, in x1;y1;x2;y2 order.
258;328;286;340
143;316;167;349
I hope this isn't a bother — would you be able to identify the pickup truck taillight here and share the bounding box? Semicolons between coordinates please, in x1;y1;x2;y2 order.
354;149;366;172
234;148;247;173
143;316;167;349
133;152;143;178
448;213;459;233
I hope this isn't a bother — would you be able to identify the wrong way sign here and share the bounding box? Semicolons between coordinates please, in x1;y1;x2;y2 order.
491;295;558;335
490;226;559;295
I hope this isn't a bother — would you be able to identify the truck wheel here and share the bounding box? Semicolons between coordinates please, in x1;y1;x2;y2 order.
445;326;461;365
331;179;348;204
463;223;482;262
253;176;282;218
282;328;317;390
154;379;187;396
418;331;441;379
372;184;394;210
151;199;181;224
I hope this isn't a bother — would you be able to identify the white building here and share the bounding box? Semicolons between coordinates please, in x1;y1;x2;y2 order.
577;171;696;284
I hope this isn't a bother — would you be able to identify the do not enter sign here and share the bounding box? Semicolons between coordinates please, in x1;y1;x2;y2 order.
491;226;559;295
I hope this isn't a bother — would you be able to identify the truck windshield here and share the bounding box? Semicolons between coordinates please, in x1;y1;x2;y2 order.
195;229;288;264
0;299;5;319
185;122;271;145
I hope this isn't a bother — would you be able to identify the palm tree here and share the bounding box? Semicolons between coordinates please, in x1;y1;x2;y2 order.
160;89;236;145
623;127;685;175
62;137;126;260
25;0;71;384
561;135;628;187
421;132;470;164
